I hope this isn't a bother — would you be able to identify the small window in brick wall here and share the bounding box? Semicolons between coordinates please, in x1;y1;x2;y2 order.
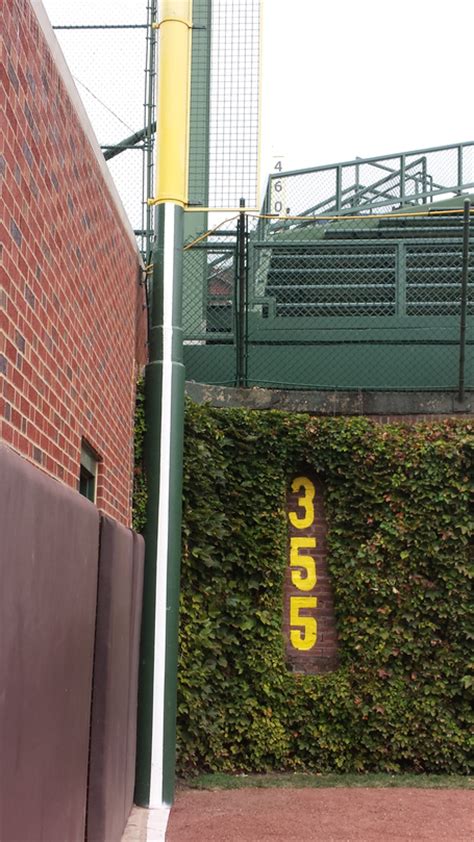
79;440;100;503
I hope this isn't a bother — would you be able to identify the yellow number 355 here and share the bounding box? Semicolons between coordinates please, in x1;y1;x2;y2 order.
288;476;317;651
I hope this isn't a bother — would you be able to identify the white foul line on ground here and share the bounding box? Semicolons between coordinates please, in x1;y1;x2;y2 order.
121;805;170;842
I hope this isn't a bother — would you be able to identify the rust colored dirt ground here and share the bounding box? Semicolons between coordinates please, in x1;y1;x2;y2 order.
166;787;473;841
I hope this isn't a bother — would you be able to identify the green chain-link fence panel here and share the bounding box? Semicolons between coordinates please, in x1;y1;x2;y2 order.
183;230;238;386
245;207;473;391
183;207;473;391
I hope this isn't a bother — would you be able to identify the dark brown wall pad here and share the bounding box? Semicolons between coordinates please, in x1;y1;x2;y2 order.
87;516;144;842
0;445;100;842
125;532;145;819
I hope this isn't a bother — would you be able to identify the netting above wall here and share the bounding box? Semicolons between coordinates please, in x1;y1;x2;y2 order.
187;0;262;212
209;0;261;209
50;0;261;253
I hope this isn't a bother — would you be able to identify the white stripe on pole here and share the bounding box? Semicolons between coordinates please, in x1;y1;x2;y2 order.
150;203;175;808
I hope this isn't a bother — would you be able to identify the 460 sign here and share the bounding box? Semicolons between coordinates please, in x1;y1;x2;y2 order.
285;473;339;673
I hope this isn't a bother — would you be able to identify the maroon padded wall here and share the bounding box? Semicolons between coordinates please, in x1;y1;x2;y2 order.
87;517;144;842
0;445;100;842
125;532;145;816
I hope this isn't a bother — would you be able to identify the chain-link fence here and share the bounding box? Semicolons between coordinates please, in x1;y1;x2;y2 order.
183;195;473;393
183;225;239;386
47;9;474;395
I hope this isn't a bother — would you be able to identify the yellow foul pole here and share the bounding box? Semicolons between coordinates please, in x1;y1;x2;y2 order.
155;0;192;205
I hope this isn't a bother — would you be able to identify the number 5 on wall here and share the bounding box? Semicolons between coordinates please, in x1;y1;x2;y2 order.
290;596;317;651
290;536;316;590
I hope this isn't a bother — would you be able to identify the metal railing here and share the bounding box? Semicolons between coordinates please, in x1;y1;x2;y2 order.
262;142;474;221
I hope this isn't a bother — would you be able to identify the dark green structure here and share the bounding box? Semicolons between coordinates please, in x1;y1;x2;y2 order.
182;143;474;392
135;0;212;809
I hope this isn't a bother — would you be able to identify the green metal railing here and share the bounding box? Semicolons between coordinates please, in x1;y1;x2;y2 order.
262;142;474;220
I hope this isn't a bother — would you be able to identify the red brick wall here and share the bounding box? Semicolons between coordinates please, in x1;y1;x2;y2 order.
1;0;147;526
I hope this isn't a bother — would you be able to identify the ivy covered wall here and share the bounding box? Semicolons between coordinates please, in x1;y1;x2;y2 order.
175;402;472;775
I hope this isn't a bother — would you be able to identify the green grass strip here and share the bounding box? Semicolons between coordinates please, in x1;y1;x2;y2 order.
181;772;473;791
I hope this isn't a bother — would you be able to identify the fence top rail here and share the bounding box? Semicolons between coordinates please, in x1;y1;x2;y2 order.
265;141;474;182
183;204;474;249
252;207;474;223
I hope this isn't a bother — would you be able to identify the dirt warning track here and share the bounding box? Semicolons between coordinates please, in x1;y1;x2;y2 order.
167;787;473;841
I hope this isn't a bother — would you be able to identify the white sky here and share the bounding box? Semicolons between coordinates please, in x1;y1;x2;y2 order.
41;0;474;218
261;0;473;175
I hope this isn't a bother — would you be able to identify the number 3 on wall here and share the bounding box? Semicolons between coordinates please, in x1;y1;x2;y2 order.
290;597;317;651
289;476;315;529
